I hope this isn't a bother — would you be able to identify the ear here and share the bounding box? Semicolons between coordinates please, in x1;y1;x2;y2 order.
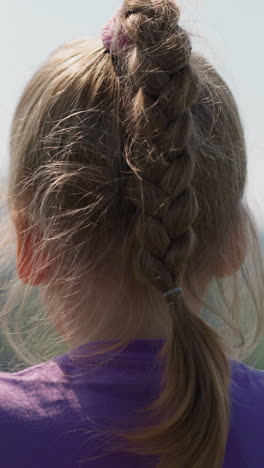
213;219;247;278
12;210;49;286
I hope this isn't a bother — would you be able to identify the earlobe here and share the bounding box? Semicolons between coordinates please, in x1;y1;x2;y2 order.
213;224;247;279
17;231;47;286
14;211;49;286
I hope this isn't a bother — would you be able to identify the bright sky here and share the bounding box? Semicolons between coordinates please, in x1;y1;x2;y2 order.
1;0;264;226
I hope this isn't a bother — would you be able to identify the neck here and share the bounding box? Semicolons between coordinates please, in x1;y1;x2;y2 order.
43;272;210;351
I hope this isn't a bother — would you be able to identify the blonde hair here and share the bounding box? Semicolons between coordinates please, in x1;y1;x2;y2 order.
1;0;264;467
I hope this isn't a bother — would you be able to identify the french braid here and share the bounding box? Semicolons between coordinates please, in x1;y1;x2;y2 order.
109;2;231;467
122;2;199;296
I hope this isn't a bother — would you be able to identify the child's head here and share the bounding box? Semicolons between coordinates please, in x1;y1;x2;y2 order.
10;2;248;335
3;1;264;467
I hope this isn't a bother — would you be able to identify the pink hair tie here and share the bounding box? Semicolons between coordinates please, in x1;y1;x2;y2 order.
102;8;133;54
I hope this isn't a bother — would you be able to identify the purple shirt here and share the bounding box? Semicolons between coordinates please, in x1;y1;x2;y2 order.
0;339;263;467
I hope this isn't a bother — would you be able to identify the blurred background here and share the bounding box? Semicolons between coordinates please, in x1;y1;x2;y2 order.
0;0;264;370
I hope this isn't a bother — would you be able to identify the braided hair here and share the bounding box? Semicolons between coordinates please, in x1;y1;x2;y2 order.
104;1;230;467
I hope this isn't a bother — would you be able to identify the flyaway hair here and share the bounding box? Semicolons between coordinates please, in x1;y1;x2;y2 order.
0;1;264;467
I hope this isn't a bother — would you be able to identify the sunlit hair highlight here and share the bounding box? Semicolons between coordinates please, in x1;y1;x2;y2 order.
0;1;264;467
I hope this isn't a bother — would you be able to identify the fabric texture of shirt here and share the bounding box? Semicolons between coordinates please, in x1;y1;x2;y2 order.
0;338;263;467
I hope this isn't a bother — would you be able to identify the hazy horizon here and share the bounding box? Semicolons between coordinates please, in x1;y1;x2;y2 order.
1;0;264;227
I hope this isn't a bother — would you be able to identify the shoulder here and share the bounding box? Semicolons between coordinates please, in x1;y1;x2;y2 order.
224;359;264;467
0;358;86;467
230;359;264;407
0;358;68;421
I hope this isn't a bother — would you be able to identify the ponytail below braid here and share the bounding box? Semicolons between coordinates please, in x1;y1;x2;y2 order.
108;1;231;467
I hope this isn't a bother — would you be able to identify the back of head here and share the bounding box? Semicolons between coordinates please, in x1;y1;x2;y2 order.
5;1;264;467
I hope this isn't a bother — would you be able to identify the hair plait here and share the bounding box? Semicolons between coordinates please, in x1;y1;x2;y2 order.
117;0;200;296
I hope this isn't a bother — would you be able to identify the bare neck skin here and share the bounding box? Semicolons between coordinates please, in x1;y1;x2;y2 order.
41;270;211;350
13;208;242;351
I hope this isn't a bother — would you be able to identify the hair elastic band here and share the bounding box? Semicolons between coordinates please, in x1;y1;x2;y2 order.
102;8;133;54
164;287;182;297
